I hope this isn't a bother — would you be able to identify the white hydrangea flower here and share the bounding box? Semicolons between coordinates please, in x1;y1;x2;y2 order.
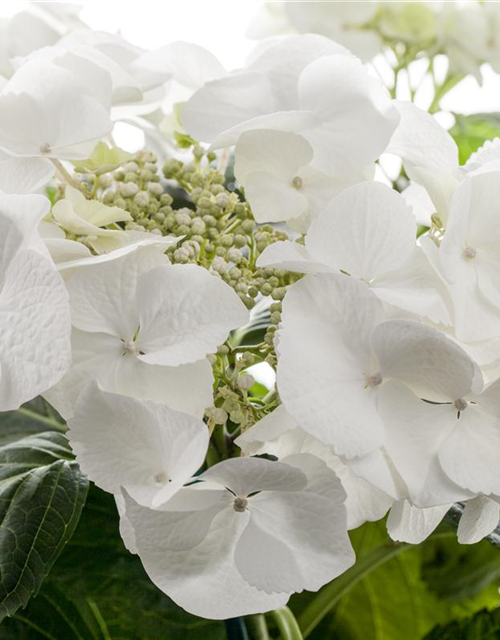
45;245;249;419
388;102;500;227
277;273;479;458
236;405;393;529
51;185;132;252
122;454;354;618
0;58;112;159
234;130;370;232
426;171;500;342
68;384;210;508
182;35;399;175
258;181;451;323
380;372;500;501
0;194;71;410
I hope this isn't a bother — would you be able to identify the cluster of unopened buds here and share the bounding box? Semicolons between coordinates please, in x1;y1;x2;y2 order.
2;1;500;623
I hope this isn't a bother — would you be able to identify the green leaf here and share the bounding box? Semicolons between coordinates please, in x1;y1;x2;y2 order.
12;485;226;640
294;521;500;640
2;584;108;640
0;397;66;446
424;608;500;640
0;432;88;622
72;142;133;175
450;113;500;164
422;532;500;601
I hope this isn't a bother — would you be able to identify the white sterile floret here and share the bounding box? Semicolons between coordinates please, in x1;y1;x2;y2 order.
236;405;393;529
429;171;500;342
234;130;369;232
0;194;71;410
51;185;132;253
0;58;112;159
45;245;249;419
181;35;399;175
277;273;479;458
258;181;451;323
121;454;354;619
68;384;209;508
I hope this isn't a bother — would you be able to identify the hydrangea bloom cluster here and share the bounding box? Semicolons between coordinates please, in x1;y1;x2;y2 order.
2;1;500;624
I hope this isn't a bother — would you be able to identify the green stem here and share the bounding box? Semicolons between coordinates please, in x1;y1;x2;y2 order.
270;607;303;640
298;541;409;638
246;614;270;640
50;158;85;192
428;73;465;114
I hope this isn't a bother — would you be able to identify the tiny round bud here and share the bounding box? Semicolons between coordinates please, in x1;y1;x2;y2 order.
292;176;303;189
238;373;254;390
120;182;139;198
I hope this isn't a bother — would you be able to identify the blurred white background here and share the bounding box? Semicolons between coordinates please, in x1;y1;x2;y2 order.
1;1;500;116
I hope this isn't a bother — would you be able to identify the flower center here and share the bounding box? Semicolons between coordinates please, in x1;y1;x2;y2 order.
233;496;248;513
154;471;170;484
365;371;383;388
292;176;303;190
463;246;477;259
453;398;468;412
122;339;138;355
40;142;52;155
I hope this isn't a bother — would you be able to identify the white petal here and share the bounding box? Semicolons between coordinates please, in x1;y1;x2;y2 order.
181;72;275;143
235;454;354;594
201;456;307;496
257;240;332;274
137;264;248;366
439;404;500;495
0;150;55;194
387;101;459;170
235;404;297;456
0;250;71;410
244;172;308;223
0;194;50;273
68;384;209;508
135;41;225;89
278;274;386;456
378;381;473;507
298;55;399;174
372;247;453;324
67;245;169;338
236;407;392;529
457;497;500;544
123;495;289;619
305;181;415;280
234;129;312;183
43;329;123;420
371;319;478;402
57;235;177;273
246;34;350;107
387;501;450;544
115;356;214;419
0;60;112;159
